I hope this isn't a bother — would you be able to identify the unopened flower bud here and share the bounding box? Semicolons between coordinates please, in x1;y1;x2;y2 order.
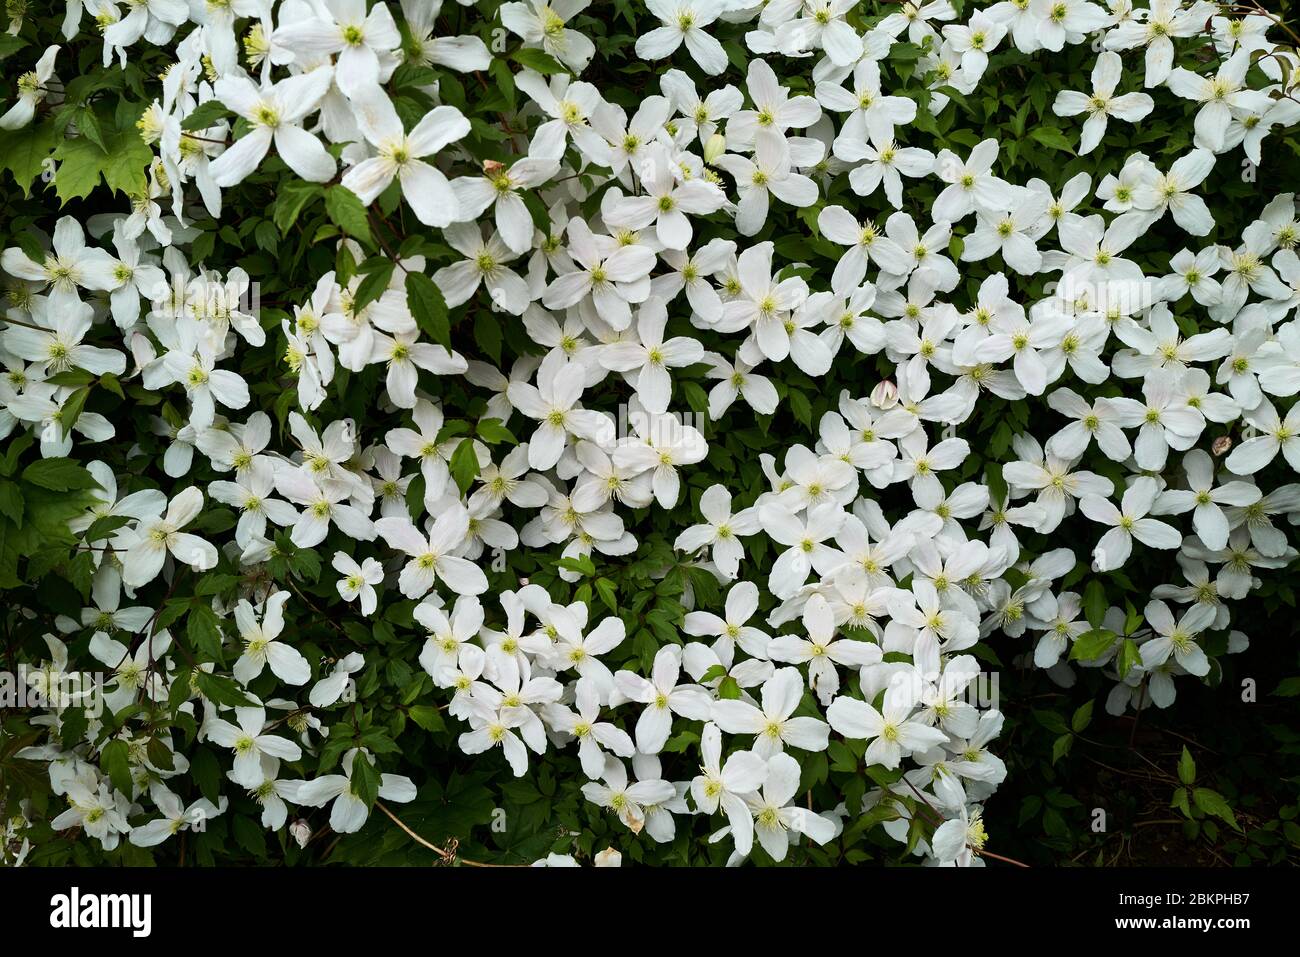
871;380;899;409
289;819;311;848
1212;435;1233;456
703;132;726;165
482;159;505;177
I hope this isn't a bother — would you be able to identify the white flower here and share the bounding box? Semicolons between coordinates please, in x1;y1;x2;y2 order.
1080;476;1182;571
769;594;881;705
726;58;823;149
233;591;310;687
1225;398;1300;475
293;749;415;833
374;505;488;598
275;469;376;549
1104;0;1201;88
452;155;560;254
636;0;730;75
1153;449;1261;550
598;297;703;413
1;45;59;130
1052;51;1154;155
541;217;655;330
1138;600;1215;677
581;755;676;833
209;67;336;186
610;145;726;250
310;651;366;707
206;706;304;789
711;666;831;757
691;722;767;856
611;408;707;509
674;485;759;578
827;677;948;770
817;59;917;154
500;0;596;73
743;752;836;861
3;295;124;378
932;138;1013;225
1167;49;1256;153
129;789;224;848
714;127;819;236
343;87;470;227
942;12;1007;76
120;487;218;587
613;645;712;754
435;222;532;316
2;218;118;299
272;0;401;97
508;350;613;470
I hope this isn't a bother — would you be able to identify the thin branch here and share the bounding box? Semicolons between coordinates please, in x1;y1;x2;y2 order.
375;801;513;867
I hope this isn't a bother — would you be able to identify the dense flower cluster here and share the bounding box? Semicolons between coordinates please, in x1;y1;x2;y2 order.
2;0;1299;867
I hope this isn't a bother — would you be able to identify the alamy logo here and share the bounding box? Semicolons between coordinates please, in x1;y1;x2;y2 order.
49;887;152;938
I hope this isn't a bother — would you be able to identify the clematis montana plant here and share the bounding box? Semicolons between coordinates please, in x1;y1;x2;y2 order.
1;0;1299;871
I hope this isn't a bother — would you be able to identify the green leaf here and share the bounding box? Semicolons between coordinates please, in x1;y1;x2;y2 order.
51;134;104;203
1070;700;1093;734
0;480;22;527
288;545;321;583
1272;676;1300;697
1069;628;1117;662
194;671;256;708
82;514;131;542
0;122;56;196
59;387;91;438
511;48;566;74
0;34;28;60
100;119;152;197
473;311;502;363
1171;786;1191;817
350;752;381;809
449;438;480;494
186;603;226;662
1082;579;1108;628
274;179;324;234
22;458;100;491
594;577;617;613
405;270;450;350
1051;733;1072;764
233;814;268;857
558;554;596;577
788;389;812;428
191;747;222;804
1192;788;1240;830
0;433;33;477
408;704;446;733
352;258;395;314
1029;125;1076;155
476;418;516;445
1117;638;1141;681
45;370;95;388
1029;716;1070;750
100;739;133;796
699;665;728;684
75;107;108;152
324;185;375;248
99;372;125;399
181;99;230;131
146;736;176;772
